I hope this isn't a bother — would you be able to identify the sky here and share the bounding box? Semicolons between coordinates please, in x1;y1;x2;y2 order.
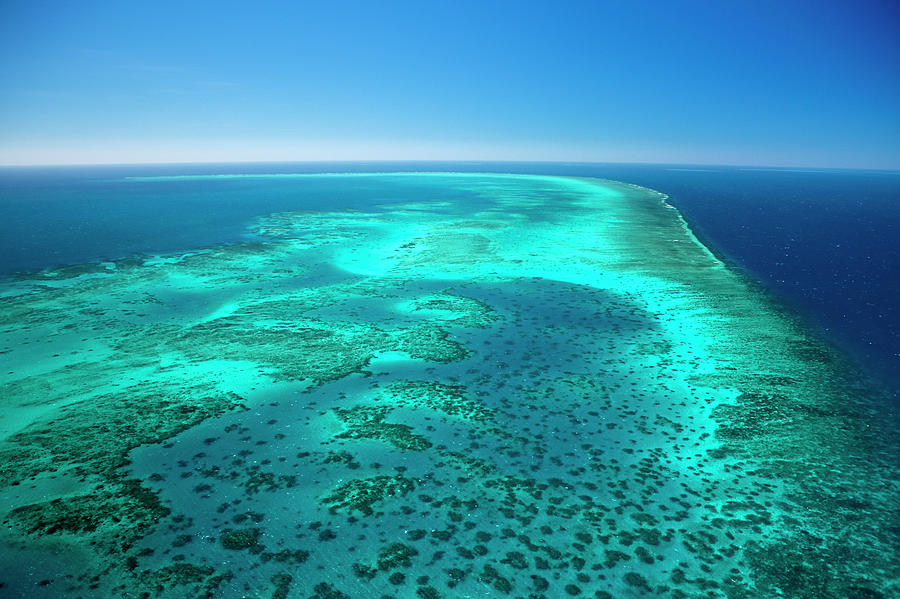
0;0;898;168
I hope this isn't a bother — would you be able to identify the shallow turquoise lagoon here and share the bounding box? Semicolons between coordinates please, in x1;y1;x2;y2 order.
0;174;896;598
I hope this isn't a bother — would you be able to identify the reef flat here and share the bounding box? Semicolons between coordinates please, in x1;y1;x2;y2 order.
0;173;896;598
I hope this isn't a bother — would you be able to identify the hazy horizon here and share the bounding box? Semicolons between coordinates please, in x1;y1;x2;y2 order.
3;157;900;173
2;1;898;170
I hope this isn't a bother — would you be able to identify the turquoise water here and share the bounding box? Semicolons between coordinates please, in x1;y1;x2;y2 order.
2;162;898;389
0;171;897;598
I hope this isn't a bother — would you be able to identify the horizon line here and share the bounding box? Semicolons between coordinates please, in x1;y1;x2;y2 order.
1;158;899;173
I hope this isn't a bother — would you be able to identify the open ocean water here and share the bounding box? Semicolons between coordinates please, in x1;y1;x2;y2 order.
0;163;897;599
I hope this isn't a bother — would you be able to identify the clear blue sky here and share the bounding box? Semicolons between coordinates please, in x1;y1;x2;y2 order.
1;0;898;167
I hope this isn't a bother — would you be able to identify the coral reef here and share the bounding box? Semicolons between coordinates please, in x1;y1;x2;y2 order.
0;173;895;598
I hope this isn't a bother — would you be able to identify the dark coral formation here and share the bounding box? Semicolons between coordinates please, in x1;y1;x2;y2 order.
322;475;417;516
334;406;432;451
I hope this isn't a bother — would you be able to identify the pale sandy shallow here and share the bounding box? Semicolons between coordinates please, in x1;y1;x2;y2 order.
0;174;896;598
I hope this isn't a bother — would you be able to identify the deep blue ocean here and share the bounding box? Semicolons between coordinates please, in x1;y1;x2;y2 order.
1;161;897;391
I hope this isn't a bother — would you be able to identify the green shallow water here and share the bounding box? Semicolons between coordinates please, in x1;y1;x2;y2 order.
0;174;896;598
